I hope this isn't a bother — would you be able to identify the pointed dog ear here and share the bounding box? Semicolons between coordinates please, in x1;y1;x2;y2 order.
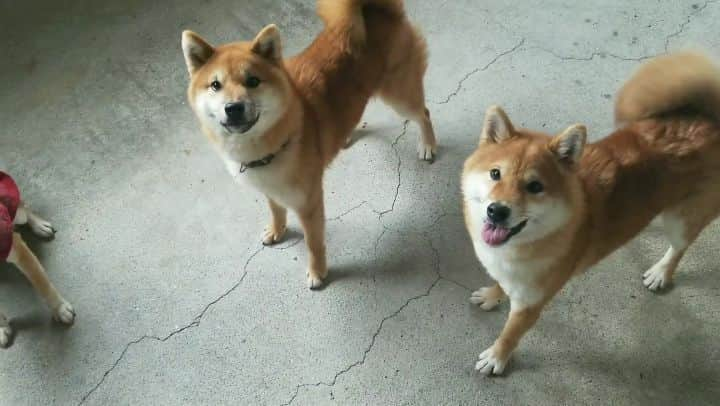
182;31;215;75
549;124;587;165
480;106;515;145
251;24;283;61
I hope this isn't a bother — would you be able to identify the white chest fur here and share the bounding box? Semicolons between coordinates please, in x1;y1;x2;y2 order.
221;153;305;210
472;241;549;310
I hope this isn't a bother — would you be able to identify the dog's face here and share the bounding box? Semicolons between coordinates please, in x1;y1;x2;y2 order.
182;25;292;143
463;106;587;248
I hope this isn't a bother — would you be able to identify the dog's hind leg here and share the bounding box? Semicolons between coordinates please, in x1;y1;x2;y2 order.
7;233;74;324
14;202;55;238
0;313;11;348
643;196;720;291
378;29;437;161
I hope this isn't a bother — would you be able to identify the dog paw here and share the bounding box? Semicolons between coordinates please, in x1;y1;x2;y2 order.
53;301;75;325
469;287;504;311
0;325;11;348
306;269;327;290
475;346;508;376
643;265;671;292
30;219;56;238
262;226;286;246
418;143;436;162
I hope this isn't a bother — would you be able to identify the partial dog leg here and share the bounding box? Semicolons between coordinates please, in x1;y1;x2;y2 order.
643;213;689;291
262;197;287;246
0;312;12;348
476;301;544;376
14;202;55;238
470;283;507;311
7;233;74;324
298;199;327;289
643;197;719;291
378;29;437;161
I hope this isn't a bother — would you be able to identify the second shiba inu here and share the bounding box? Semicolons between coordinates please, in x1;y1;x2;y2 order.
463;51;720;375
182;0;436;289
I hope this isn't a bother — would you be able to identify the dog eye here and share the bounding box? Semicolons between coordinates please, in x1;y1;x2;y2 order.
526;181;544;194
210;80;222;91
245;76;261;88
490;169;501;181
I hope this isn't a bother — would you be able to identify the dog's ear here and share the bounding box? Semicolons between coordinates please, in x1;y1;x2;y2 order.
480;106;515;144
251;24;283;61
550;124;587;165
182;31;215;75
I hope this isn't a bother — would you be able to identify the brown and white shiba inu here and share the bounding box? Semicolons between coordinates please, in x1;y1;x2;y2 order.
0;172;75;348
182;0;436;289
462;51;720;375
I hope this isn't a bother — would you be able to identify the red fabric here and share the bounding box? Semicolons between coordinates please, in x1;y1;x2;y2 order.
0;172;20;261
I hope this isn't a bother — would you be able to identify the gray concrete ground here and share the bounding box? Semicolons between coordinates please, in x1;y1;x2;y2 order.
1;0;719;404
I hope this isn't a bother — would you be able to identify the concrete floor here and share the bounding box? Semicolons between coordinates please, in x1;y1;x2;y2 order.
1;0;719;404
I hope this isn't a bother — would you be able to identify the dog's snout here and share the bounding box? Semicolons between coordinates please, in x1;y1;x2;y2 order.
224;102;246;121
487;202;511;223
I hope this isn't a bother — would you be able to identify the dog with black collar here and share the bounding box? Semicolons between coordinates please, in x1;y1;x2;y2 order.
182;0;437;288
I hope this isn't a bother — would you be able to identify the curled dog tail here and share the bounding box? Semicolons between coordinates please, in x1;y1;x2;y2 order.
317;0;405;45
615;51;720;125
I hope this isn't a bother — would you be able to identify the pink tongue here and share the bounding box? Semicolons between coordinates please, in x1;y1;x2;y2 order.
482;223;512;246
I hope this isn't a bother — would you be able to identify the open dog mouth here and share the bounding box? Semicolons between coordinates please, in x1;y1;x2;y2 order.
222;114;260;134
482;219;528;247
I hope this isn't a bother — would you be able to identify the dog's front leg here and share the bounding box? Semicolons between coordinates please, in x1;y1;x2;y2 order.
298;199;327;289
475;302;544;376
262;197;287;246
7;233;75;324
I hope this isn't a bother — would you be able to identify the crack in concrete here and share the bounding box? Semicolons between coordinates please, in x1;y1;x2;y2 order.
533;47;656;62
664;0;715;52
280;209;458;405
328;201;368;222
77;246;266;405
375;121;409;219
280;278;442;406
436;38;526;105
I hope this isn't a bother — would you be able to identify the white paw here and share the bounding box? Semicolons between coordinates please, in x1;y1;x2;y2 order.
0;325;11;348
261;227;286;246
53;301;75;325
30;219;56;238
307;273;325;290
417;143;436;162
469;287;503;311
643;265;670;292
475;346;508;376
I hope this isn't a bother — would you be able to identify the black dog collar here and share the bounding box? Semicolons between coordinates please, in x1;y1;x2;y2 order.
238;140;291;174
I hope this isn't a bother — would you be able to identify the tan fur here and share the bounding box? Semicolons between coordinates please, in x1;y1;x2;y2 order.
463;51;720;374
183;0;436;288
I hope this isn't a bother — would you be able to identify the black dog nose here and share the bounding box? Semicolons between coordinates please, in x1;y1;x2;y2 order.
487;203;511;223
224;102;245;121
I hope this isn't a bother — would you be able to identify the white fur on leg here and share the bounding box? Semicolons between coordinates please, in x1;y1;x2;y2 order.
417;142;436;162
0;315;12;348
643;248;674;291
469;287;504;311
475;345;508;376
17;206;56;238
262;226;287;246
307;274;324;290
52;300;75;325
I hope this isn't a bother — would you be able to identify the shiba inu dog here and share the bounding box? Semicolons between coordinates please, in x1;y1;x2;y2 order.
0;172;75;348
462;51;720;375
182;0;436;289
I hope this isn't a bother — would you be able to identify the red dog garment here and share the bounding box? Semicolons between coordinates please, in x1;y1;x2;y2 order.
0;172;20;261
